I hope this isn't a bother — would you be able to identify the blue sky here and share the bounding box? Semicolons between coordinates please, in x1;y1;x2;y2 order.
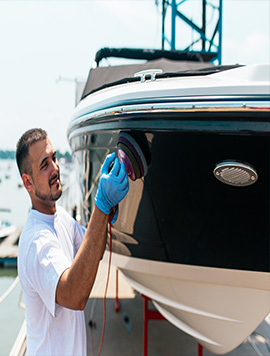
0;0;269;152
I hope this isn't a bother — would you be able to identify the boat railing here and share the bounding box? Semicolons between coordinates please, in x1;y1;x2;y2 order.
0;276;26;356
9;320;26;356
0;275;19;304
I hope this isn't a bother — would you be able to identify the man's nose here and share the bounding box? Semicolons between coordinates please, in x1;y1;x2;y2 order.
51;159;59;173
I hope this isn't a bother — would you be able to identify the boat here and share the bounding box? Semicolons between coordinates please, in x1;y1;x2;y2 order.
0;220;16;240
67;47;270;354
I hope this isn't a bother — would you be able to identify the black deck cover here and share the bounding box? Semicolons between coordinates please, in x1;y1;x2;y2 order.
80;48;242;102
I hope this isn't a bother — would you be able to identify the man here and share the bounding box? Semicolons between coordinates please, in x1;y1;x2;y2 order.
16;128;129;355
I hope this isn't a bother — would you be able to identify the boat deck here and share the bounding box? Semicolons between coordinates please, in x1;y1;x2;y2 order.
84;261;270;356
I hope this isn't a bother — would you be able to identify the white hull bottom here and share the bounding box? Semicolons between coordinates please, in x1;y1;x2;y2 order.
103;251;270;354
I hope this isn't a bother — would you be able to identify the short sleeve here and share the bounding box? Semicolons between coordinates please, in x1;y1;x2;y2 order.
26;229;71;317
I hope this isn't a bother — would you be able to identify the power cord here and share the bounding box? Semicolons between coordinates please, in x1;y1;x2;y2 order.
97;220;113;356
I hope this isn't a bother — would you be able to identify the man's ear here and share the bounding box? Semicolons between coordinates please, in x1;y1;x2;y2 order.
22;173;33;192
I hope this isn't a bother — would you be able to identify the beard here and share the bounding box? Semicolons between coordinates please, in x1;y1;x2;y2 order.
35;186;62;202
34;175;62;202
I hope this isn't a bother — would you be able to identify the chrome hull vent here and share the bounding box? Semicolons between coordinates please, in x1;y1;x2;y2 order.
213;161;258;187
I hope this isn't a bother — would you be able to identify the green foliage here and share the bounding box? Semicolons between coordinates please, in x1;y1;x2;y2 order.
0;150;15;160
56;150;72;163
0;150;72;162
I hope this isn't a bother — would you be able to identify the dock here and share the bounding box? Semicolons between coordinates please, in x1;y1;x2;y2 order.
0;226;22;265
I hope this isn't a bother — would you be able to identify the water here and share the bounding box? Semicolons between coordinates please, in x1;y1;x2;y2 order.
0;159;29;355
0;268;25;356
0;159;31;226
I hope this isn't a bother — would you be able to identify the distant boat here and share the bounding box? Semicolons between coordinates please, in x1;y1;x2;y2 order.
0;221;16;240
67;47;270;354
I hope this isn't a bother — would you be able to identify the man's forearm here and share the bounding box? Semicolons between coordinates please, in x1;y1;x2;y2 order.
56;204;108;310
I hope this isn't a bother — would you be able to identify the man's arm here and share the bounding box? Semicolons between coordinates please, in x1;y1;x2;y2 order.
56;153;129;310
56;204;108;310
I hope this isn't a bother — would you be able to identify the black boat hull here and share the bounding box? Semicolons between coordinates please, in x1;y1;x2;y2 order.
71;125;270;273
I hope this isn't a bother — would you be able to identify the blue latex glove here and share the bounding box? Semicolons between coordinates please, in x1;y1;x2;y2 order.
95;152;129;215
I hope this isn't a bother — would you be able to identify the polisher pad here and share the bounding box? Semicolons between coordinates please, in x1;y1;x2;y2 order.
117;131;150;181
118;142;141;181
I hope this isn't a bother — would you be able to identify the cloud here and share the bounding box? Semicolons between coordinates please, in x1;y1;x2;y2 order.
223;32;270;65
97;1;160;37
242;32;270;56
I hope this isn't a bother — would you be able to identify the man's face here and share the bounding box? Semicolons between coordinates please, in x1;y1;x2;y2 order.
28;138;62;204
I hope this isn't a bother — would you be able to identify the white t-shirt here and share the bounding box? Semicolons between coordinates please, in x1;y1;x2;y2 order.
18;205;87;356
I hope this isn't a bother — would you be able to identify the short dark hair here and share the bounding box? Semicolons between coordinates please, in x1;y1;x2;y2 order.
16;128;47;177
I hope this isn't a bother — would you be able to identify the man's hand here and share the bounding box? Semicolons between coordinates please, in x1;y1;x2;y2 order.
95;152;129;215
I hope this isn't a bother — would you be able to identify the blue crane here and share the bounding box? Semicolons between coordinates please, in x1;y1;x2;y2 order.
158;0;223;63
